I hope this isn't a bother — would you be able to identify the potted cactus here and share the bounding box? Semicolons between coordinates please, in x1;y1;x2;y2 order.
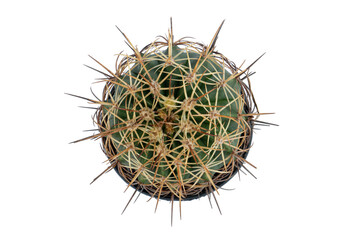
69;19;268;222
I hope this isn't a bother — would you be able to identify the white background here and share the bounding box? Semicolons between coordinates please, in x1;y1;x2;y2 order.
1;0;359;239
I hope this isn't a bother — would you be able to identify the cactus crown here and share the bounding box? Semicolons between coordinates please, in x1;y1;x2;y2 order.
72;20;263;217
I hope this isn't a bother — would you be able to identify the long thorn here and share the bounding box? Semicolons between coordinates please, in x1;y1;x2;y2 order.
121;187;138;215
244;52;266;72
65;93;97;103
242;165;257;179
206;187;213;209
134;190;142;203
211;190;222;215
84;64;111;77
90;161;117;185
170;17;174;43
171;194;174;227
207;20;225;54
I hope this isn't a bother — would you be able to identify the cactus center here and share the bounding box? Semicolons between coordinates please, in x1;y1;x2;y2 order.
149;80;160;96
181;98;196;112
140;108;154;121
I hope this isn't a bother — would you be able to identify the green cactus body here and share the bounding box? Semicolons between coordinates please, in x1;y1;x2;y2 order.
97;25;255;202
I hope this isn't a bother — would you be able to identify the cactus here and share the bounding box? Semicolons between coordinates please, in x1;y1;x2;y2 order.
70;19;267;219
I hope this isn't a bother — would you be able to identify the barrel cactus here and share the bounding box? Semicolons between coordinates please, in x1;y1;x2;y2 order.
71;19;267;220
